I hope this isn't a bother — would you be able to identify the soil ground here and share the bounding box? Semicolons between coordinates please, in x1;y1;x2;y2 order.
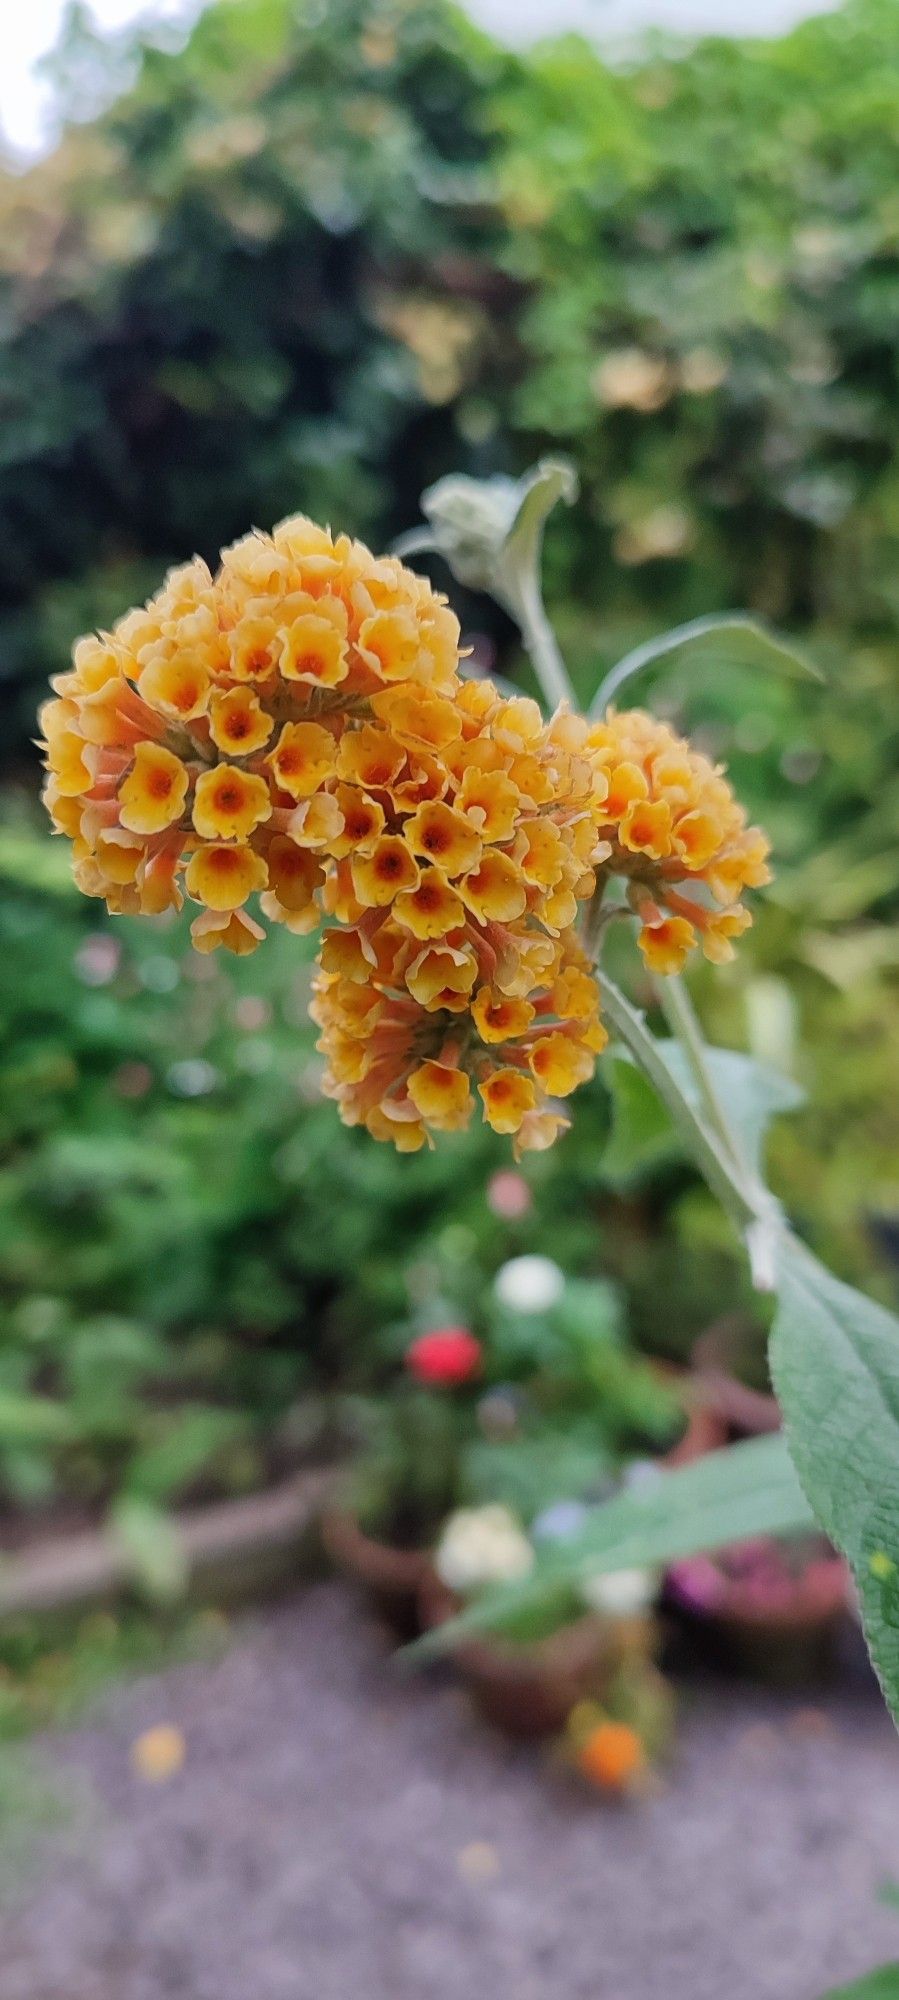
2;1581;898;2000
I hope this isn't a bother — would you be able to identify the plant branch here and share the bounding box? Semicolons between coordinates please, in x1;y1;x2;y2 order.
598;974;759;1232
654;974;748;1182
510;569;576;710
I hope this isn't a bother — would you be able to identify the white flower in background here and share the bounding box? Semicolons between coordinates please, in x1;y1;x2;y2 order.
580;1566;658;1618
494;1255;565;1315
435;1505;535;1594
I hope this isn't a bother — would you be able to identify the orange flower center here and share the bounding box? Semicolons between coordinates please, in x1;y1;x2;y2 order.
148;769;174;799
374;849;405;880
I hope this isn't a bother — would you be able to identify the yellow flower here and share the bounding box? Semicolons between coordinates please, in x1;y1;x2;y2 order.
185;842;268;910
456;765;521;842
319;927;376;983
280;608;349;688
587;708;771;973
140;843;184;915
407;1061;472;1132
372;685;462;754
393;870;466;939
336;723;406;790
192;764;272;840
551;966;599;1022
118;744;189;833
672;808;722;869
618;797;673;859
228;614;281;682
351;836;421;908
45;726;93;797
406;940;478;1012
602;760;649;819
460;851;527;924
138;654;211;721
701;906;752;963
515;819;567;888
268;721;336;799
208;686;274;755
472;989;535;1044
263;836;324;915
478;1069;537;1135
191;907;266;955
528;1031;598;1097
358;607;421;682
638;914;696;974
405;800;482;878
325;785;385;858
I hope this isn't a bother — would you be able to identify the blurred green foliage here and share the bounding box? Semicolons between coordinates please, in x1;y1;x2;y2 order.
0;0;897;1520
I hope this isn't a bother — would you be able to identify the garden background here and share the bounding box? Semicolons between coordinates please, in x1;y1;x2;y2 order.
1;0;898;1548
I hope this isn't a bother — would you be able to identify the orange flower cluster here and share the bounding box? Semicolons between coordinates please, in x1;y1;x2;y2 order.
39;512;769;1154
586;708;771;975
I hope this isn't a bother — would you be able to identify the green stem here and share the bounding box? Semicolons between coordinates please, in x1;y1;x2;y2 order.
510;570;577;710
655;974;750;1186
599;974;757;1232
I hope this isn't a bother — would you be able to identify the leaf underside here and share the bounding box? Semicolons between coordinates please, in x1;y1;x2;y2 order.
771;1235;899;1729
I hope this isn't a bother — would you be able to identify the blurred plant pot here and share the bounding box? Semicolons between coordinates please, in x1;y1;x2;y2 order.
418;1568;653;1739
666;1539;850;1685
655;1366;729;1468
321;1506;430;1641
691;1317;781;1438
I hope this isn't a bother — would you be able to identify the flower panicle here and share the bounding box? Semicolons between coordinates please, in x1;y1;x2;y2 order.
39;511;770;1156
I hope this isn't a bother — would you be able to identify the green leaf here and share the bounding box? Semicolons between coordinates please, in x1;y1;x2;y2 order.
407;1432;814;1658
604;1042;803;1185
125;1407;246;1504
409;457;578;602
501;457;579;589
112;1496;188;1605
591;613;821;715
770;1236;899;1729
819;1968;899;1999
0;832;79;899
602;1053;680;1185
0;1393;76;1444
662;1043;804;1180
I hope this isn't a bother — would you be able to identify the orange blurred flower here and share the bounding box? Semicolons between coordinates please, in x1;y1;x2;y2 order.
576;1719;646;1792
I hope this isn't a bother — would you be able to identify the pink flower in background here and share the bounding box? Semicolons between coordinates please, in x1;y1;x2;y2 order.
487;1170;532;1220
406;1327;482;1388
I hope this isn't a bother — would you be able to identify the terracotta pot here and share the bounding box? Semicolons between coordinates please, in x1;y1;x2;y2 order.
321;1506;430;1640
654;1365;729;1468
667;1547;851;1685
418;1568;647;1738
691;1318;781;1438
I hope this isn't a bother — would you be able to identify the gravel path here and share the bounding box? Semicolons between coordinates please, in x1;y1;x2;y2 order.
2;1582;898;2000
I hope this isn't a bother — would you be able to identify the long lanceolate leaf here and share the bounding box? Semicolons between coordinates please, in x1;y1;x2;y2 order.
406;1432;814;1658
819;1968;899;1999
771;1235;899;1729
591;612;820;716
